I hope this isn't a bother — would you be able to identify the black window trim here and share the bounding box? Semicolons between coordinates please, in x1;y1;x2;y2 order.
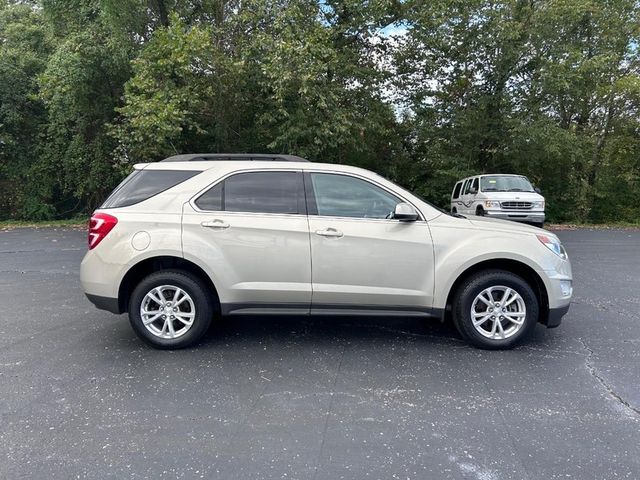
191;169;306;216
302;170;425;222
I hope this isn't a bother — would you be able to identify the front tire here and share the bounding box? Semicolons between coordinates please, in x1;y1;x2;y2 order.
128;270;214;349
452;270;539;349
475;206;485;216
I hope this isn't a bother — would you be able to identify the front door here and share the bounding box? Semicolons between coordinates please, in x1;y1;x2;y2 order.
182;170;311;314
305;172;435;314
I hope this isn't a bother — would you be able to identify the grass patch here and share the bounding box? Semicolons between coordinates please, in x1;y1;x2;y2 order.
0;218;87;230
547;222;640;230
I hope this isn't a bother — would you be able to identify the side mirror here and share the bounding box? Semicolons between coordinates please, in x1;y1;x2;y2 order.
534;187;542;194
393;203;419;222
469;187;478;194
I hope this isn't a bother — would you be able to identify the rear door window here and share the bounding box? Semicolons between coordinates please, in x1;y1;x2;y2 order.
452;182;462;199
101;170;200;208
195;171;304;214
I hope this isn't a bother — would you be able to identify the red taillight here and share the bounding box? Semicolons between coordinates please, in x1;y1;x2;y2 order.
88;212;118;250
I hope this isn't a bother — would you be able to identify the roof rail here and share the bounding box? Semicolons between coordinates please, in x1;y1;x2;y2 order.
161;153;309;163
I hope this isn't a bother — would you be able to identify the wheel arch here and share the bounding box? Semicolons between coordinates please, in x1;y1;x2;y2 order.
118;256;220;314
444;258;550;324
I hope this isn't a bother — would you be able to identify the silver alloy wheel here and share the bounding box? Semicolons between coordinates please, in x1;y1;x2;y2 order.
140;285;196;339
470;285;526;340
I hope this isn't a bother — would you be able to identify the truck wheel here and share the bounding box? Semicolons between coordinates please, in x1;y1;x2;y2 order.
128;270;214;349
475;206;485;216
452;270;539;349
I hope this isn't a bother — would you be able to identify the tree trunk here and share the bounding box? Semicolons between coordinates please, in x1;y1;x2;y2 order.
155;0;169;27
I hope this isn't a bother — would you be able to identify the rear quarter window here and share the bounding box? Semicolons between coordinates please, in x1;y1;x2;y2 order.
101;170;200;208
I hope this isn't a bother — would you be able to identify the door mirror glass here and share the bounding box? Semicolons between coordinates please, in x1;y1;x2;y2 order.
392;203;418;222
534;186;542;194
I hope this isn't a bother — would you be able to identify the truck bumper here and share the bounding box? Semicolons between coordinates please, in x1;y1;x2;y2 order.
484;211;545;224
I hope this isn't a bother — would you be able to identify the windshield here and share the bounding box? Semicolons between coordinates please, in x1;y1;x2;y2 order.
481;176;534;192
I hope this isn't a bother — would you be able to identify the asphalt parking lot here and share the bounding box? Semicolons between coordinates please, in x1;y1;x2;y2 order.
0;227;639;479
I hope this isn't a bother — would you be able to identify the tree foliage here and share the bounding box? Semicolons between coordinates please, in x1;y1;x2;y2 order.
0;0;638;222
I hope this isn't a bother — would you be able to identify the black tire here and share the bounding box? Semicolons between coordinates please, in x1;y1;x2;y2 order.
532;222;544;229
451;207;457;214
476;206;485;216
452;270;539;349
128;270;215;349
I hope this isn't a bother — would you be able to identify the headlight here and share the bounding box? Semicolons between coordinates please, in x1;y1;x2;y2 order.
484;200;500;208
537;234;568;260
532;201;545;209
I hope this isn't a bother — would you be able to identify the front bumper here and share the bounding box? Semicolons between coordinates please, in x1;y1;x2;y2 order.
484;210;545;224
542;303;570;328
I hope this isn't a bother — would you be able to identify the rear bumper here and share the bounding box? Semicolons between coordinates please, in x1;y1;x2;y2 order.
484;211;545;224
85;293;122;314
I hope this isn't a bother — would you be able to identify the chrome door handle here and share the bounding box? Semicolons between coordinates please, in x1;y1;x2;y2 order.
201;219;230;229
315;228;343;238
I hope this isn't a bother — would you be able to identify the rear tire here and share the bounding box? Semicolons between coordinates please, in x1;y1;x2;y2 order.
128;270;214;349
452;270;539;349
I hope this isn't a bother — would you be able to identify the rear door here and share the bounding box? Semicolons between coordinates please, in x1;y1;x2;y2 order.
304;171;434;313
182;169;311;314
459;178;471;214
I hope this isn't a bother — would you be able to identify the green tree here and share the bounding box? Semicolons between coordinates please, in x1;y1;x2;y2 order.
0;2;51;219
114;1;401;171
395;0;640;222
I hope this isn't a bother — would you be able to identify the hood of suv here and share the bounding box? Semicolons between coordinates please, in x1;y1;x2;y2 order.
466;214;546;235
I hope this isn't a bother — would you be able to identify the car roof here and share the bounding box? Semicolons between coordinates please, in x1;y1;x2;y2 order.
160;153;309;163
133;159;378;177
458;174;526;182
480;174;525;177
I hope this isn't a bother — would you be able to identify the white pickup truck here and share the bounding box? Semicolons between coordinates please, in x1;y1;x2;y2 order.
451;174;545;228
